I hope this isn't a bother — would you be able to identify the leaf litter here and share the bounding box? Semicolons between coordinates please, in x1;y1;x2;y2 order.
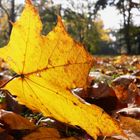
0;1;140;140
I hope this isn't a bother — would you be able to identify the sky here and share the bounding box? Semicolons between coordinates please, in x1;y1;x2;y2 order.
15;0;140;29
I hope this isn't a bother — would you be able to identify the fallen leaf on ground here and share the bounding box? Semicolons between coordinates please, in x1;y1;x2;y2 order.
61;137;78;140
0;109;35;130
0;0;125;139
111;75;139;104
0;90;24;113
88;81;115;99
0;127;14;140
0;127;4;133
22;127;60;140
117;107;140;118
119;115;140;133
113;55;128;65
0;134;14;140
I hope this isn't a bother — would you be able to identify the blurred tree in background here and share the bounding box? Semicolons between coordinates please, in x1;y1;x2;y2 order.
63;0;110;54
0;0;23;46
0;0;111;55
0;0;139;54
95;0;140;54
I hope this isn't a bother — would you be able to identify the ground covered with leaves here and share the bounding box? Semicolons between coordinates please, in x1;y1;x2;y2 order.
0;55;140;140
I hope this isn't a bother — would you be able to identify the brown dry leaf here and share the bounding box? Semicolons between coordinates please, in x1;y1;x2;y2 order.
113;55;128;65
73;81;115;100
0;134;14;140
117;107;140;118
88;82;115;99
0;109;35;130
22;127;60;140
111;133;140;140
112;85;129;101
0;127;5;133
135;63;140;70
112;75;139;103
119;115;140;133
0;127;14;140
0;0;125;139
0;102;7;110
61;137;78;140
86;72;115;99
0;90;24;113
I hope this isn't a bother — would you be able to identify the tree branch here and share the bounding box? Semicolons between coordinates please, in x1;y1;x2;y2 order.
0;0;10;20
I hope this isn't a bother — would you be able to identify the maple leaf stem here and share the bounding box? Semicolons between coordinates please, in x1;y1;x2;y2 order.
0;74;20;88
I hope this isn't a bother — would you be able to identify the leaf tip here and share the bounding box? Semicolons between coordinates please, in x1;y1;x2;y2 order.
56;16;66;30
25;0;32;5
57;15;62;22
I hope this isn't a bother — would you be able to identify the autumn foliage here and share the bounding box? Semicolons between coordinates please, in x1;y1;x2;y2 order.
0;0;129;139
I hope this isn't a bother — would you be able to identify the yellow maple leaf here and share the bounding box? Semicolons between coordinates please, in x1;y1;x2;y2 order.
0;0;125;139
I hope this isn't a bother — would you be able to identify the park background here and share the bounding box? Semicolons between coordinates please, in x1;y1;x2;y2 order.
0;0;140;55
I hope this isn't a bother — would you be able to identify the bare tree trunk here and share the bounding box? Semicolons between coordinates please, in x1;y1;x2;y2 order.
122;0;132;54
9;0;15;35
138;33;140;54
